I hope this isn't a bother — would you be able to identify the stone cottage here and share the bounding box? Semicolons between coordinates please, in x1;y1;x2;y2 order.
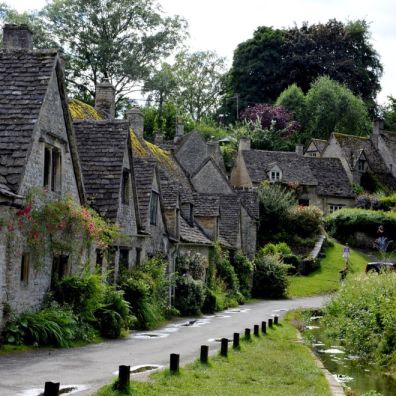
230;138;355;214
0;25;87;325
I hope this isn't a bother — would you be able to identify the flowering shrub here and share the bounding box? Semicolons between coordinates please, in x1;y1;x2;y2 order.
2;190;120;266
286;205;323;238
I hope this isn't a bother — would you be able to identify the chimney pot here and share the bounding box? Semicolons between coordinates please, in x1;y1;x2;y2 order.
95;79;115;119
3;24;33;50
238;137;251;152
295;144;304;156
174;119;184;143
127;107;144;138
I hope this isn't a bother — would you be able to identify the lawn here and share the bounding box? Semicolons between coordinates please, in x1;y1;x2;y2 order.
287;239;369;297
95;318;330;396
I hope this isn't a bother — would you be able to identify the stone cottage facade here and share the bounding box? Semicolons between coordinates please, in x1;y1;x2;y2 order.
0;25;87;326
230;138;355;214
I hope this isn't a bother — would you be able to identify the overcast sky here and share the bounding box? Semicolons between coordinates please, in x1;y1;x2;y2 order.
7;0;396;104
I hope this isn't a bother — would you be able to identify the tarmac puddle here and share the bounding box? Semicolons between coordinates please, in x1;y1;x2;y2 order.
132;332;169;339
19;384;88;396
112;364;163;376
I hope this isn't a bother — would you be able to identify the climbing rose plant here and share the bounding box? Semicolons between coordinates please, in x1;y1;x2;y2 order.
1;190;120;266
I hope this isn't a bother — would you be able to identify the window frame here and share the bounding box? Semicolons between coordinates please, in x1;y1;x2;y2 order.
149;191;159;225
43;144;62;193
20;253;30;285
121;168;130;205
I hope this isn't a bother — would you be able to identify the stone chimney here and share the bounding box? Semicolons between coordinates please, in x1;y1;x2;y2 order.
372;119;384;148
126;107;144;138
295;144;304;156
95;78;115;119
3;24;33;50
238;137;251;152
154;133;163;145
174;119;184;143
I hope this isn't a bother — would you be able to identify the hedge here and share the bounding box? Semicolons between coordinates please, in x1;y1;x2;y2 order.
325;208;396;241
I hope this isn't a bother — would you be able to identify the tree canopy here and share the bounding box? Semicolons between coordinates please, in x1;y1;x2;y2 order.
228;19;382;117
0;0;187;105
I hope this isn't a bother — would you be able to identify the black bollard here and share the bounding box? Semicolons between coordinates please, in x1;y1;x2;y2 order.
117;365;130;391
261;321;267;334
274;315;279;325
254;324;260;337
268;318;273;328
233;332;240;349
170;353;180;373
200;345;209;363
44;382;60;396
220;338;228;357
245;328;251;340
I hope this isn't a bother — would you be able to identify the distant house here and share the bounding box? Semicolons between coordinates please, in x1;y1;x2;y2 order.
230;139;355;214
306;121;396;189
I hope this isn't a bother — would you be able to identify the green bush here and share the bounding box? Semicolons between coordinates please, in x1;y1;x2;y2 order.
299;257;319;275
260;242;292;258
201;287;217;314
325;208;396;241
287;205;323;238
322;273;396;368
233;251;253;298
176;253;206;280
120;256;169;329
283;254;300;274
95;288;131;339
53;273;103;322
252;254;289;299
4;304;76;347
174;275;205;316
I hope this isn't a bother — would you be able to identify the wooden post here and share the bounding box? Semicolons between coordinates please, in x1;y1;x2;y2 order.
170;353;180;373
117;365;130;391
261;321;267;334
44;382;60;396
268;318;273;328
233;332;240;349
220;338;228;357
254;324;260;337
245;328;251;340
200;345;209;363
274;315;279;325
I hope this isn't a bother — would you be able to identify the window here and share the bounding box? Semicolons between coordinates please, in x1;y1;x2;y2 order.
20;253;30;285
51;255;69;290
357;159;366;172
43;145;62;192
96;249;104;271
270;171;281;182
329;204;344;213
121;169;130;204
149;191;159;225
119;248;130;271
298;199;309;206
135;247;142;266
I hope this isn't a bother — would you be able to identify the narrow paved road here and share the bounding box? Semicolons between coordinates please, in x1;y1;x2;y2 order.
0;295;329;396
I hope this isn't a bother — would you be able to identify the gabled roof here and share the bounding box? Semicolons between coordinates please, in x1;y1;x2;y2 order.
241;150;317;186
74;120;129;221
235;189;259;220
310;138;327;154
193;193;220;217
179;216;212;246
333;133;388;174
305;157;355;198
218;194;241;248
0;49;57;193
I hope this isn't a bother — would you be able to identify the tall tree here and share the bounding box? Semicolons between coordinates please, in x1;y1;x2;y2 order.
382;96;396;131
171;50;226;121
304;76;371;139
229;19;382;116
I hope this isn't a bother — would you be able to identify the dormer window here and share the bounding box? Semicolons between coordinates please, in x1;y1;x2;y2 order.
149;191;159;225
270;171;281;182
357;159;366;172
43;145;62;192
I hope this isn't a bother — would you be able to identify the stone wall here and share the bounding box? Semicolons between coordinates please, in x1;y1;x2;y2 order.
230;153;253;188
192;160;233;194
195;216;217;240
19;71;80;202
240;207;257;259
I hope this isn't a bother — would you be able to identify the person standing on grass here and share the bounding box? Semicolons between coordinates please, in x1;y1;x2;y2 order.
340;243;350;282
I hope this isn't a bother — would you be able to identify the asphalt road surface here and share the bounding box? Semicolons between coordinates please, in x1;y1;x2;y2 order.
0;295;329;396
